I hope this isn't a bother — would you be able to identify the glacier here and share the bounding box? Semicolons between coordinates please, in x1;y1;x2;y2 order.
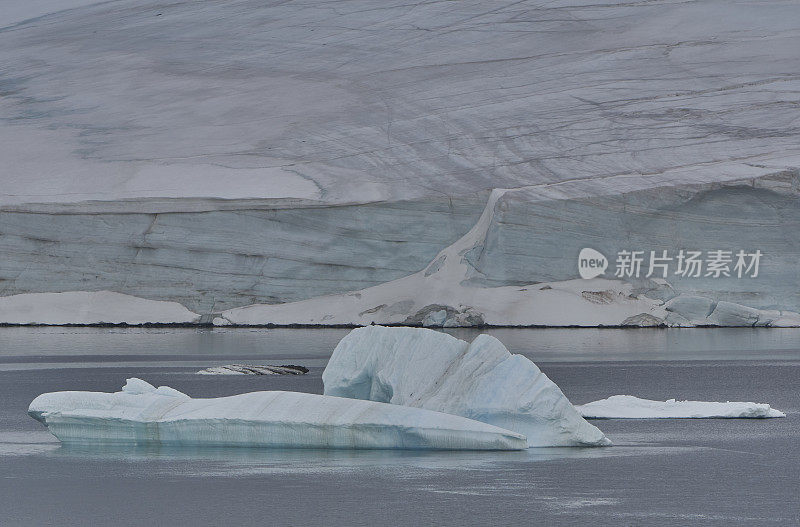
218;181;800;327
28;378;527;451
576;395;786;419
322;326;610;447
2;0;800;325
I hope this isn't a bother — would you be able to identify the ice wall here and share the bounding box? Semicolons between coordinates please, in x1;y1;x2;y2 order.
463;172;800;313
0;198;483;313
217;174;800;327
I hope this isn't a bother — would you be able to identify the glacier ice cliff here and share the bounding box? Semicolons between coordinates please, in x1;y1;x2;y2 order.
28;378;527;450
0;199;484;314
322;326;610;447
2;0;800;325
576;395;786;419
217;177;800;327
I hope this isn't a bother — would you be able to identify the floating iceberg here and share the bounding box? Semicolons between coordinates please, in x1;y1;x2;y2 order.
576;395;786;419
196;364;308;375
28;378;526;451
322;326;610;447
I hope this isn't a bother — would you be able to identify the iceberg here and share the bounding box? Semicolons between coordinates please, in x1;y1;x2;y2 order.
576;395;786;419
322;326;610;447
28;378;527;451
196;364;308;375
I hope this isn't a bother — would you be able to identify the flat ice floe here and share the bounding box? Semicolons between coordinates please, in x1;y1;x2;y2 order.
576;395;786;419
196;364;308;375
323;326;610;447
28;378;526;451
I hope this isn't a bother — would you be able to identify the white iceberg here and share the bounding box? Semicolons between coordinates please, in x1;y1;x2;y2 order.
576;395;786;419
322;326;610;447
28;378;526;451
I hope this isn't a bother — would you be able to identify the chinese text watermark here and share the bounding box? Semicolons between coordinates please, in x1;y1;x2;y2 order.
579;248;761;279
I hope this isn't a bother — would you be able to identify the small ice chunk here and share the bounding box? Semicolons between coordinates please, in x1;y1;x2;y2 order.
121;378;156;394
121;378;187;397
576;395;786;419
196;364;308;375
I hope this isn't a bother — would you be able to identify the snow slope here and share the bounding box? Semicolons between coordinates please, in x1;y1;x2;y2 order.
2;0;799;209
28;378;527;450
323;326;609;447
577;395;786;419
0;0;106;29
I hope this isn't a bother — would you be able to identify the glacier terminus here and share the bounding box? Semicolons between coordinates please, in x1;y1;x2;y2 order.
1;0;799;326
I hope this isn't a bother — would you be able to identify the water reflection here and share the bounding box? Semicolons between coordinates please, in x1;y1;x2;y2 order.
48;442;583;468
0;437;693;480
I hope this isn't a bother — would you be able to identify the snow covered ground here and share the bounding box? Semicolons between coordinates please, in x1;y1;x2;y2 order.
0;0;106;29
29;378;527;450
323;326;609;447
3;0;799;210
0;291;199;325
2;0;799;325
577;395;786;419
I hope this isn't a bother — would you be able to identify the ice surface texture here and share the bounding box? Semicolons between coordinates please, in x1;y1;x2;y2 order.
323;326;610;447
28;378;527;451
2;1;799;207
577;395;786;419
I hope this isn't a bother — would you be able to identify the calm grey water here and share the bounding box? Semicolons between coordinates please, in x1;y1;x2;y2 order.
1;327;799;526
